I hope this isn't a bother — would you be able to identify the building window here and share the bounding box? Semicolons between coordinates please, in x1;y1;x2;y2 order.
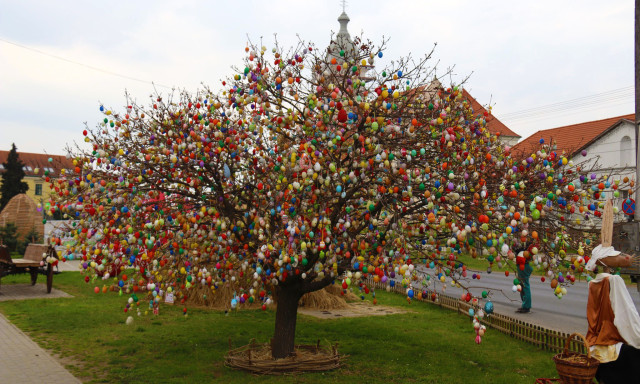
620;136;633;167
35;184;42;196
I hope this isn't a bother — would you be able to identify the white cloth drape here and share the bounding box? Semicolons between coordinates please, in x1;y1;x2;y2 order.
591;273;640;349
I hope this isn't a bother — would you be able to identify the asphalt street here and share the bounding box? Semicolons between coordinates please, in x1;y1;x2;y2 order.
414;266;640;334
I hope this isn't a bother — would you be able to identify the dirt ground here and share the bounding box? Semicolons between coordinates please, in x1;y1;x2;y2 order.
298;301;409;319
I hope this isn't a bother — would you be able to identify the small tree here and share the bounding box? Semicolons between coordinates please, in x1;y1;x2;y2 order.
0;223;19;253
0;143;29;212
17;227;43;255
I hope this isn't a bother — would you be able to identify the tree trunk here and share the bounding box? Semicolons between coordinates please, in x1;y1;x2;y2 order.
271;285;302;359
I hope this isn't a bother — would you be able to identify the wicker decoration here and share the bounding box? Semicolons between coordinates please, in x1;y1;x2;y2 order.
225;339;345;374
0;194;44;240
552;333;599;384
600;199;613;247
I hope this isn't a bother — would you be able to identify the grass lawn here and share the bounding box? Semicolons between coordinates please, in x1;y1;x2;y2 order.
0;272;558;383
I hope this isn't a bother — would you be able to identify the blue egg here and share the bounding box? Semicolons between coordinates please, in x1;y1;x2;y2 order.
378;51;383;58
484;301;494;314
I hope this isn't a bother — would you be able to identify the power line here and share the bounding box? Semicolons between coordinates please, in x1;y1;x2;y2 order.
503;96;633;122
499;86;634;121
0;37;172;89
505;101;632;126
503;92;632;121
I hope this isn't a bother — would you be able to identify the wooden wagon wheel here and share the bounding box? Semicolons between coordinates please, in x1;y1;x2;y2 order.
46;246;57;293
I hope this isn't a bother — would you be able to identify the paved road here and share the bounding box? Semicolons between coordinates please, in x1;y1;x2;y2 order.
413;266;640;334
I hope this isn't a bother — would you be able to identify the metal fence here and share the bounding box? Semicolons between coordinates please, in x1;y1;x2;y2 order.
365;277;586;355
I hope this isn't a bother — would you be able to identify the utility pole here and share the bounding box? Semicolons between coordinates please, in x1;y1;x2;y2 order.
635;0;640;221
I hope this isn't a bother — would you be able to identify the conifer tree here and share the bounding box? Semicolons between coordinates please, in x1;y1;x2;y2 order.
0;143;29;212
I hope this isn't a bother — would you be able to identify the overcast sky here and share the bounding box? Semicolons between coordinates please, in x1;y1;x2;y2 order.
0;0;635;155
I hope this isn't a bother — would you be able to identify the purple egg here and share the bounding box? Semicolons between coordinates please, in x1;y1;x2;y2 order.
581;150;587;156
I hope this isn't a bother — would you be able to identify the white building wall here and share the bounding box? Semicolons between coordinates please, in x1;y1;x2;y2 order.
501;136;520;148
569;120;636;222
573;121;636;169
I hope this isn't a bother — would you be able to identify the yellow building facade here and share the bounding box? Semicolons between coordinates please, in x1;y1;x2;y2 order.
0;150;73;210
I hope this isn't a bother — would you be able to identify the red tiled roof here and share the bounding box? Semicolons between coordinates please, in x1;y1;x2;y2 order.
408;83;520;139
511;114;635;157
461;89;521;138
0;150;74;178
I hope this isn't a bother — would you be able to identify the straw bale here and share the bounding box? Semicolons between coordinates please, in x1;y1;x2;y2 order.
299;285;358;310
180;280;358;311
0;194;43;240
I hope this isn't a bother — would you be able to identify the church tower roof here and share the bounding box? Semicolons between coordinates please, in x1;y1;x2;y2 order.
327;10;356;62
337;11;351;41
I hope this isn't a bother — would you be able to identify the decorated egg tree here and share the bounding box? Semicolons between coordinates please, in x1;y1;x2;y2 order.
47;35;631;358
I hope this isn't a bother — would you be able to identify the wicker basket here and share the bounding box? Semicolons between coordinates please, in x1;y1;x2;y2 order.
552;333;599;384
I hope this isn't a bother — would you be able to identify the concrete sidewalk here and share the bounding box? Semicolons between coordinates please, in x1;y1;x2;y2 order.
0;261;83;383
0;312;81;383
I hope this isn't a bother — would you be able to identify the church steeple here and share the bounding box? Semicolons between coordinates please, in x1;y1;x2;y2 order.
322;4;375;82
337;11;351;42
327;6;355;62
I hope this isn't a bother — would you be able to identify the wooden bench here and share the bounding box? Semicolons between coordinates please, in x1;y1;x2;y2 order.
0;244;56;293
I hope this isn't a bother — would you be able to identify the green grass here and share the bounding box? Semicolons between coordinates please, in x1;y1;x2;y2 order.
0;272;558;383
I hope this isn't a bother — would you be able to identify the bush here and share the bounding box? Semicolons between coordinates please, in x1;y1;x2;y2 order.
17;227;42;255
0;222;18;252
